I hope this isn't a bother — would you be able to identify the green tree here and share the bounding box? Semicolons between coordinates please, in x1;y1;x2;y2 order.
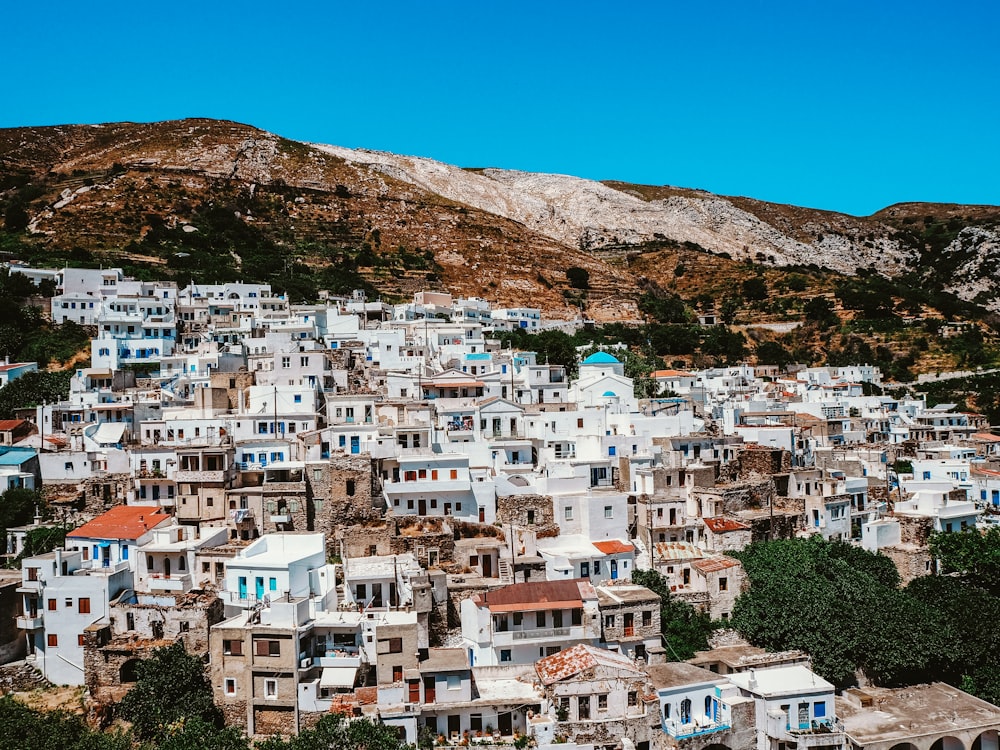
741;276;768;301
929;527;1000;596
118;642;222;740
0;487;43;546
0;371;72;419
803;296;838;329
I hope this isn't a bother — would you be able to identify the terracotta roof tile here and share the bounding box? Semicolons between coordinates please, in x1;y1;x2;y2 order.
703;517;751;533
474;579;594;612
535;643;637;685
593;540;634;555
67;505;171;541
691;556;741;574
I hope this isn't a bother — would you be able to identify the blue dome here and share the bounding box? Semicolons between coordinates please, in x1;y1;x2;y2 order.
602;390;618;397
582;351;620;365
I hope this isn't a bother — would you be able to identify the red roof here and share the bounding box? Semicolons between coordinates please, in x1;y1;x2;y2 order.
703;517;751;533
692;556;741;574
535;643;637;685
593;540;635;555
652;369;693;378
474;579;594;612
68;505;171;541
0;420;26;431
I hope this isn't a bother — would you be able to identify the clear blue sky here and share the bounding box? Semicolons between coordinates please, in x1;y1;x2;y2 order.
6;1;999;216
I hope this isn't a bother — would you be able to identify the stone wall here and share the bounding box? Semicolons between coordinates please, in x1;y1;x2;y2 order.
496;494;555;531
81;473;132;515
883;544;933;585
728;446;791;480
0;661;48;694
897;515;934;547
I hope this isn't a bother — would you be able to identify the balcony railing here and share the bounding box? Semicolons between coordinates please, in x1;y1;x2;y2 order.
16;615;43;630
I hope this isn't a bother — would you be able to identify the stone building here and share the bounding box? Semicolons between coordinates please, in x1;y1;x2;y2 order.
84;586;223;705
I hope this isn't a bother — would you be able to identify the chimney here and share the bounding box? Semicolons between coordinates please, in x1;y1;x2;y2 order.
749;668;757;690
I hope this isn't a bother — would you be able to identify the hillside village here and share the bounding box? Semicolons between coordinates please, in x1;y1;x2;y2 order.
2;265;1000;750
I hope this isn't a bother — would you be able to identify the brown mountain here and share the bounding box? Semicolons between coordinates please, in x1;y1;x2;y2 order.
2;118;999;320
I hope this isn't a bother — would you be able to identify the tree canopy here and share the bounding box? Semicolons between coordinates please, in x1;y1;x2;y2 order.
118;642;222;740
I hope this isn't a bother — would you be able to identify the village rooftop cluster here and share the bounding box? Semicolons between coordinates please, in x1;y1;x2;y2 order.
1;266;999;750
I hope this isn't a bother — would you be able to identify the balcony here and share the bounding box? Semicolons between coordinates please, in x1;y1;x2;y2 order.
145;573;192;592
309;652;362;669
175;469;227;484
16;614;43;630
491;625;583;646
665;719;730;740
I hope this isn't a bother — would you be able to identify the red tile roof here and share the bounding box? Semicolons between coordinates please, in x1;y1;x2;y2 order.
68;505;171;541
0;420;26;431
474;579;594;612
593;540;635;555
535;643;637;685
703;517;751;533
691;556;741;574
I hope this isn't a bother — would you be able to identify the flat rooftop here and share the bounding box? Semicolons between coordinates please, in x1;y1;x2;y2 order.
838;683;1000;743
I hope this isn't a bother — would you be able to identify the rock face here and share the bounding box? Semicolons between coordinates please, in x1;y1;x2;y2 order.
2;118;1000;311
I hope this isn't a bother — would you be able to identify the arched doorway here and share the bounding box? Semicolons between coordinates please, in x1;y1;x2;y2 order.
974;731;999;750
119;659;139;684
164;557;171;577
931;737;965;750
889;744;919;750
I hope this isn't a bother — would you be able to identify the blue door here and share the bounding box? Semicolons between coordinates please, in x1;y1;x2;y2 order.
238;576;247;600
610;559;619;580
350;436;360;454
255;577;265;600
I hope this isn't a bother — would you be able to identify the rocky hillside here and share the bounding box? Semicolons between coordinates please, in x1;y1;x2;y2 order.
2;118;1000;318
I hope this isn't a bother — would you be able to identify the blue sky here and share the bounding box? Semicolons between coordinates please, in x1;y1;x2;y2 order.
5;1;998;216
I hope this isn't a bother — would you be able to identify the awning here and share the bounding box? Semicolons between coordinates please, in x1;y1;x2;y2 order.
320;667;358;689
93;422;126;445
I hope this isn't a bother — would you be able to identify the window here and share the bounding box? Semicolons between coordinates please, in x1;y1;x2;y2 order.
598;694;608;711
48;634;58;647
392;665;403;682
500;649;512;663
223;639;243;656
814;700;826;718
78;634;85;647
536;612;546;628
450;469;458;480
65;598;73;608
224;678;237;696
628;691;638;707
594;560;601;574
256;639;280;656
265;679;277;698
564;507;573;521
179;621;189;633
642;610;652;627
605;615;615;628
48;599;57;611
294;394;302;403
719;577;728;592
388;638;403;653
578;696;590;720
604;506;613;518
446;675;461;690
78;598;91;614
281;357;290;369
269;577;277;591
